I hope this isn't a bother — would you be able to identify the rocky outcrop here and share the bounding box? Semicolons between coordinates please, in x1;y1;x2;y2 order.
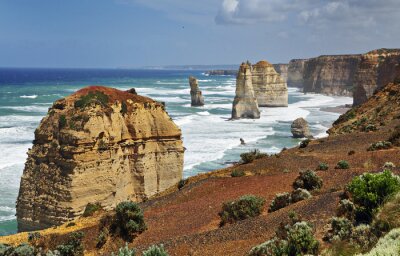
16;86;184;231
291;118;312;138
273;64;288;82
252;61;288;107
189;76;205;106
353;49;400;106
232;63;260;119
302;55;361;96
287;59;307;88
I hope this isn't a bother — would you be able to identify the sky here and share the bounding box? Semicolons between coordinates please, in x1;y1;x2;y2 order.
1;0;400;68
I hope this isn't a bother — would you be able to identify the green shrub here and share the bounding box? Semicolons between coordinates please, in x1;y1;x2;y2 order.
336;160;350;169
83;203;102;217
367;141;393;151
114;201;147;238
0;244;12;255
374;192;400;231
324;217;353;242
290;188;312;203
359;228;400;256
56;231;85;256
364;124;377;132
299;139;311;149
121;101;128;115
337;199;356;220
269;192;291;213
293;170;323;191
74;91;109;109
347;170;400;223
318;162;329;171
349;224;378;252
231;169;245;177
383;162;396;169
248;238;288;256
59;115;67;129
286;221;319;256
240;149;267;164
219;195;265;225
111;243;136;256
142;244;169;256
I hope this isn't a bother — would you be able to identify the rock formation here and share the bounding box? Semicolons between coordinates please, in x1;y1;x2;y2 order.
287;59;307;88
252;61;288;107
353;49;400;106
232;63;260;119
16;86;184;231
205;70;237;76
189;76;205;106
291;118;312;138
302;55;361;96
273;64;289;82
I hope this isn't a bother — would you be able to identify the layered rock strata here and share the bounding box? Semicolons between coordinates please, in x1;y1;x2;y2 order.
189;76;205;106
16;86;184;231
232;63;260;119
273;64;289;82
252;61;288;107
287;59;307;88
291;118;312;138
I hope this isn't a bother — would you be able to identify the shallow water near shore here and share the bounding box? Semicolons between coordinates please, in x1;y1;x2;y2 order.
0;68;352;235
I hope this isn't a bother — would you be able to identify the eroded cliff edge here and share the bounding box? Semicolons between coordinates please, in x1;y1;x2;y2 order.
16;86;184;231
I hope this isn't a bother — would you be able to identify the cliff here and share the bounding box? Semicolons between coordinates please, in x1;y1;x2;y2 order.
16;86;184;231
232;63;260;119
302;55;361;96
287;59;307;87
252;61;288;107
189;76;205;106
205;70;237;76
353;49;400;106
272;64;288;82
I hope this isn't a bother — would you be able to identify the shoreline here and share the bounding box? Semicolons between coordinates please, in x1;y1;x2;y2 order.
320;105;351;114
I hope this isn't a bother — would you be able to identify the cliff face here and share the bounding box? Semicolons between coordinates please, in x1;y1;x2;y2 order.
302;55;361;96
272;64;288;82
232;63;260;119
353;49;400;106
16;86;184;231
189;76;205;106
287;59;307;88
252;61;288;107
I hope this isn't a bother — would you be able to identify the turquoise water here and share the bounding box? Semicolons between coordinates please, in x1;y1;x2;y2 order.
0;68;352;235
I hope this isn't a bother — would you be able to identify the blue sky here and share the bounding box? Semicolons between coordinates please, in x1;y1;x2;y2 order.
1;0;400;68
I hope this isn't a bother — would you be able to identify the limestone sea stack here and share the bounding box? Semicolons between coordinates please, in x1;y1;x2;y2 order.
189;76;205;106
252;60;288;107
232;63;260;119
16;86;184;231
291;118;312;138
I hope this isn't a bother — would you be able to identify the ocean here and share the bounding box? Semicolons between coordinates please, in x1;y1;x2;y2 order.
0;68;352;235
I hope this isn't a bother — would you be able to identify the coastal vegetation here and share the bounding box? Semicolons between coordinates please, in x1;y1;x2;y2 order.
219;195;265;226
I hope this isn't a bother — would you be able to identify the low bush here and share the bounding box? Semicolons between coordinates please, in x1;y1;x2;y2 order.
240;149;267;164
324;217;353;242
0;243;36;256
349;224;378;252
374;192;400;231
219;195;265;225
286;221;319;256
56;231;85;256
389;128;400;146
96;228;109;248
317;162;329;171
248;238;288;256
359;228;400;256
59;115;67;129
269;193;291;213
290;188;312;203
293;170;323;191
114;201;147;239
74;91;109;109
111;243;136;256
363;124;377;132
121;101;128;115
299;139;311;149
337;199;356;221
335;160;350;169
367;141;393;151
83;203;102;217
231;169;245;177
383;162;396;169
347;170;400;223
142;244;169;256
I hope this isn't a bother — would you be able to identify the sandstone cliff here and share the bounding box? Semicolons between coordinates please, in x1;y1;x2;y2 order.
353;49;400;106
232;63;260;119
272;64;288;82
287;59;307;88
252;61;288;107
302;55;361;96
189;76;205;106
16;86;184;231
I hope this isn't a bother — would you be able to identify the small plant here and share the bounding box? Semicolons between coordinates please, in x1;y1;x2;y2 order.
383;162;396;169
347;170;400;223
324;217;353;242
286;222;319;255
293;170;323;191
374;192;400;231
112;243;136;256
364;124;377;132
96;228;109;248
335;160;350;169
98;139;108;151
219;195;265;225
348;150;356;156
337;199;356;220
59;115;67;129
114;201;147;239
389;128;400;146
248;238;288;256
74;91;109;109
240;149;267;164
83;203;102;217
299;139;311;148
231;170;245;177
290;188;311;203
349;224;378;252
56;231;85;256
361;228;400;256
142;244;169;256
367;141;393;151
269;192;291;213
177;179;187;190
317;162;329;171
121;101;128;115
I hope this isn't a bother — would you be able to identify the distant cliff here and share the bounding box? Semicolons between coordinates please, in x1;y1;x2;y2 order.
16;86;184;231
287;59;307;88
205;70;237;76
272;64;288;82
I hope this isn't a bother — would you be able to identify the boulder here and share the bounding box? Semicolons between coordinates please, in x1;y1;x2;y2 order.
291;118;312;138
